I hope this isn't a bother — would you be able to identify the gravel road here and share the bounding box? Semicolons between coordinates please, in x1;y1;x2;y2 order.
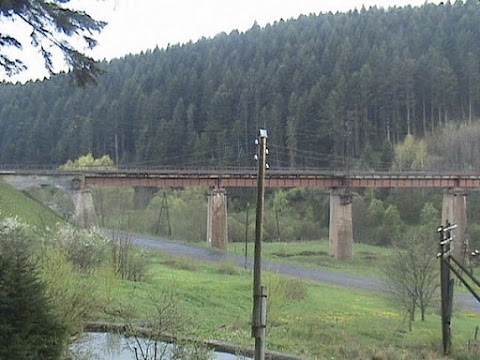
131;234;480;313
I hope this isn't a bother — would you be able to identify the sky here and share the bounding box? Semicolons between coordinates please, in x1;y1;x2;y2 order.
82;0;443;60
2;0;443;82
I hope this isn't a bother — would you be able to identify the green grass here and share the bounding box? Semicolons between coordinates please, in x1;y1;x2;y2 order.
0;178;64;229
90;251;480;360
229;240;395;278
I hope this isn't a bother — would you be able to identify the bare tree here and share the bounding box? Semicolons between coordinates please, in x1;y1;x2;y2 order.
385;230;439;329
120;284;211;360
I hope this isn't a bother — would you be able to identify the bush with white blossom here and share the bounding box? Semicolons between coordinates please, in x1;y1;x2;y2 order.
48;224;110;272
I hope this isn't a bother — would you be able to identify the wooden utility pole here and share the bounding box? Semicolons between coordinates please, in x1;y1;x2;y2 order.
436;222;480;356
114;133;119;166
245;202;250;270
252;129;268;360
437;222;456;355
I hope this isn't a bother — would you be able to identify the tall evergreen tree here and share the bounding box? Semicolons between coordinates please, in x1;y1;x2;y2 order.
0;221;67;359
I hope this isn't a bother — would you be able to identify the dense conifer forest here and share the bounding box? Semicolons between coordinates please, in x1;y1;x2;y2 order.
0;0;479;169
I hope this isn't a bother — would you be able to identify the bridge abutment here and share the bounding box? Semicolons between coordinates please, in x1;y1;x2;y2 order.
207;188;228;249
329;189;354;260
442;188;467;261
72;176;97;229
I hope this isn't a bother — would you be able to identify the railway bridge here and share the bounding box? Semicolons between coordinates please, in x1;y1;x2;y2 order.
2;167;477;260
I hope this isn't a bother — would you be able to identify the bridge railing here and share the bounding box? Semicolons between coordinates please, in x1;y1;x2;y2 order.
3;164;480;178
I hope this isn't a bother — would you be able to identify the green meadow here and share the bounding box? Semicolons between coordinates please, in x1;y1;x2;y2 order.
229;240;395;278
91;251;480;359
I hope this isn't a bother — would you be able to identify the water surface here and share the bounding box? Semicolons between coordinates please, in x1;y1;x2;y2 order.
71;332;251;360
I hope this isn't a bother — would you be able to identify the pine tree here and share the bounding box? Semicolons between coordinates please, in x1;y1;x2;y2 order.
0;221;67;359
0;0;105;84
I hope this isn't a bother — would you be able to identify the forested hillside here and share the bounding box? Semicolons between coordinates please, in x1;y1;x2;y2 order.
1;0;479;169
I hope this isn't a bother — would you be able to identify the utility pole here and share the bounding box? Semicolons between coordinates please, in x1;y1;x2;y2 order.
437;222;456;355
114;133;119;166
344;112;353;193
252;129;268;360
245;202;250;270
436;222;480;356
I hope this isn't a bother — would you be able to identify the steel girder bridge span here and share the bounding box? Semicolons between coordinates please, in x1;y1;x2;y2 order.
2;167;478;259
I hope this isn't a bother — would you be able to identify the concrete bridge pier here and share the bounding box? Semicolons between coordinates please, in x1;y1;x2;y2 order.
329;189;354;260
72;176;97;229
207;188;228;249
442;188;467;261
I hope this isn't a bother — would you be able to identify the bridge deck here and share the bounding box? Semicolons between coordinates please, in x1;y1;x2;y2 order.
84;172;480;188
3;168;480;188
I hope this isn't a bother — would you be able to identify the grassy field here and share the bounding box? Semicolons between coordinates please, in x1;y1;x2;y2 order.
89;250;480;360
228;240;395;278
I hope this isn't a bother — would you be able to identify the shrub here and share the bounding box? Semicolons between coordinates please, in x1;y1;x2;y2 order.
267;273;308;327
50;225;110;272
162;258;198;272
216;262;240;275
37;245;98;336
111;232;149;282
60;153;115;170
282;277;308;301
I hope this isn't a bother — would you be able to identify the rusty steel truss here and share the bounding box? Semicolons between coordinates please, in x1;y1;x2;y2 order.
4;167;480;189
80;169;480;189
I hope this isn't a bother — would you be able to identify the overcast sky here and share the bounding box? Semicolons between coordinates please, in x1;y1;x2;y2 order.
2;0;443;82
83;0;442;60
